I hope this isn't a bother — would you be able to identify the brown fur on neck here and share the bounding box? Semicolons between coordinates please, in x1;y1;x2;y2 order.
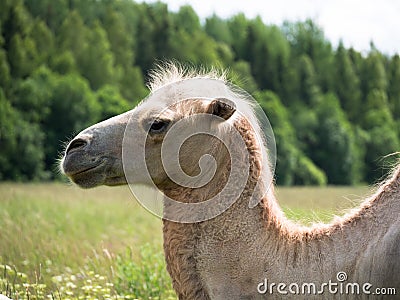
162;115;274;298
162;114;400;298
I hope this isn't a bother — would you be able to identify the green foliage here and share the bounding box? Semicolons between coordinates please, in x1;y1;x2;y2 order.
230;60;258;93
283;19;333;92
312;93;363;184
23;0;69;31
0;48;11;90
333;42;361;122
256;90;326;185
8;33;38;78
205;14;233;45
79;21;117;90
245;18;291;94
57;10;88;59
388;55;400;125
42;72;100;168
0;0;398;184
1;246;176;299
226;13;250;61
119;66;148;103
50;50;76;74
102;10;135;68
362;51;388;94
0;88;48;181
97;85;131;121
173;5;201;34
296;54;321;105
13;66;54;123
362;89;400;182
30;19;54;64
0;183;371;299
115;244;176;299
295;155;327;186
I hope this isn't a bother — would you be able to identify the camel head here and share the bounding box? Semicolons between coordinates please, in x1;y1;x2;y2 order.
61;94;237;190
61;65;275;222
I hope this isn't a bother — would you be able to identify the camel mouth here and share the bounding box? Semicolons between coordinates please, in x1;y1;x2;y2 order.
70;163;104;176
63;158;109;188
63;156;127;188
63;159;106;177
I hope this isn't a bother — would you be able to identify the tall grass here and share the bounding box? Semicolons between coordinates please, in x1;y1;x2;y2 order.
0;183;373;299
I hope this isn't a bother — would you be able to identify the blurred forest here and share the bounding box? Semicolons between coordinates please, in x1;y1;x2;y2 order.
0;0;399;185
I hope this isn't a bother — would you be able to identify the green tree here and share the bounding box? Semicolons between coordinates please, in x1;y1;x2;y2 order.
0;48;11;92
79;21;116;90
42;73;100;170
8;33;38;78
57;10;88;64
169;29;219;66
313;93;363;184
119;66;148;103
102;9;134;69
230;60;258;94
50;50;76;74
283;19;333;92
361;51;388;98
227;13;249;60
333;42;361;122
30;19;54;65
12;66;54;123
1;0;31;49
0;88;47;180
215;42;235;66
150;2;173;59
23;0;69;32
134;4;157;71
0;0;14;27
296;54;321;106
169;6;220;66
362;89;399;182
256;90;326;185
173;5;201;34
245;18;291;94
348;47;364;75
205;14;232;45
96;85;131;121
0;88;19;179
359;50;397;182
388;55;400;130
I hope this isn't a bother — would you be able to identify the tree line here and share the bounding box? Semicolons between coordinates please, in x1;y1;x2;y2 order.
0;0;399;185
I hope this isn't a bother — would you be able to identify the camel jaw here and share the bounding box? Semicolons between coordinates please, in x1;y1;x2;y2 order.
62;153;126;188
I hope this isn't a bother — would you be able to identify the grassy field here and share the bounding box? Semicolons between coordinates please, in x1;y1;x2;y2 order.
0;183;374;299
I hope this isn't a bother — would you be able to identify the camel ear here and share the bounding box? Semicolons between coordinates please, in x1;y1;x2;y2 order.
208;98;236;121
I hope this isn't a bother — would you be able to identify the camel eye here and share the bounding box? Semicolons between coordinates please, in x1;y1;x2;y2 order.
149;119;169;133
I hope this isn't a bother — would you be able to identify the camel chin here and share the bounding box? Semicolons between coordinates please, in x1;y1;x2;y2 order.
62;152;126;188
64;164;107;188
69;174;126;189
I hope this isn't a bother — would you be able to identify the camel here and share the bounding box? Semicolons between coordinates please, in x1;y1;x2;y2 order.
61;64;400;299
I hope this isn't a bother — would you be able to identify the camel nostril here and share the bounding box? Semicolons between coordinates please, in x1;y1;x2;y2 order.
66;138;88;155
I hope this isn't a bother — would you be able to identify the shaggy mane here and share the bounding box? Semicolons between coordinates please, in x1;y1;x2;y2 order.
147;62;227;92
